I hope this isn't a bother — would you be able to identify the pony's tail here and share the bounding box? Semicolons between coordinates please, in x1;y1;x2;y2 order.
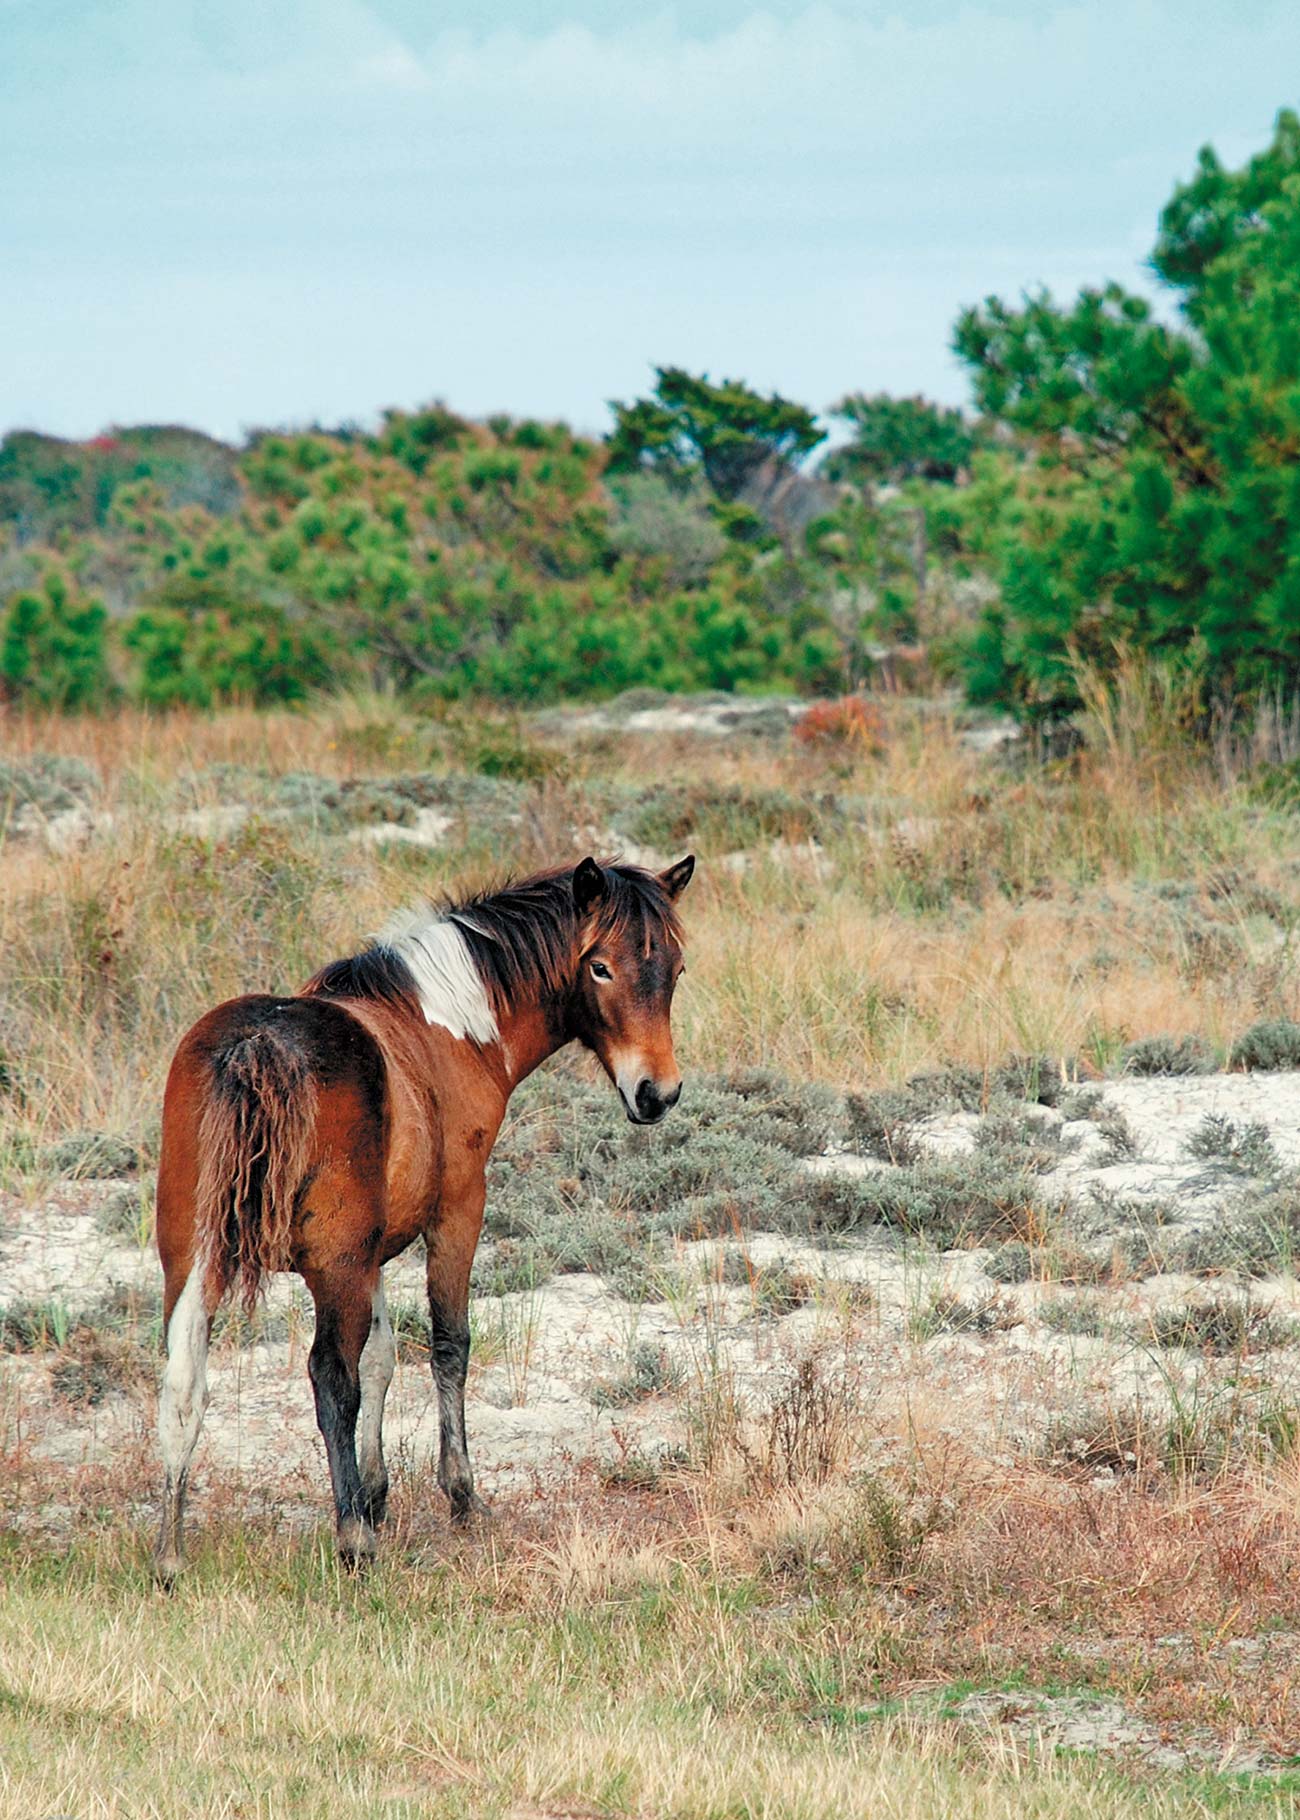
195;1028;317;1311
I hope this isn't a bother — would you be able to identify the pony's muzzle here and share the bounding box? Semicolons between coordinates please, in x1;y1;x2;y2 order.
626;1076;682;1125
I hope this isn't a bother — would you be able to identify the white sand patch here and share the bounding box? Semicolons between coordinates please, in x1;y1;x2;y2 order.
9;1070;1300;1523
349;807;453;849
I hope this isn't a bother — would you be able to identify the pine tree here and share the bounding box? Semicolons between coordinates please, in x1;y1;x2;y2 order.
953;108;1300;719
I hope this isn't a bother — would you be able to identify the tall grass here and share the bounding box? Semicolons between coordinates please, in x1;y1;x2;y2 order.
2;687;1299;1160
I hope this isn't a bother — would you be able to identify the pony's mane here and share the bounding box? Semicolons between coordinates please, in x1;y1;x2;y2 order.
449;862;683;1017
303;862;682;1029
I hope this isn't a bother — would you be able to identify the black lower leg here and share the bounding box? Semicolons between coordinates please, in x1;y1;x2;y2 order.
308;1308;369;1557
428;1302;478;1521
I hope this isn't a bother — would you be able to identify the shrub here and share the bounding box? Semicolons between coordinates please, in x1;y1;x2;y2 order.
798;1153;1053;1249
1;570;111;708
40;1131;138;1179
759;1354;856;1489
793;696;886;753
909;1290;1020;1340
1039;1296;1107;1337
1094;1107;1141;1162
0;754;100;819
589;1341;683;1409
1121;1034;1216;1076
0;1299;73;1352
606;472;726;589
617;783;822;854
973;1107;1077;1173
1184;1113;1280;1177
50;1330;150;1407
1230;1019;1300;1071
845;1090;923;1164
719;1250;817;1317
1145;1296;1297;1356
983;1240;1044;1283
94;1184;153;1243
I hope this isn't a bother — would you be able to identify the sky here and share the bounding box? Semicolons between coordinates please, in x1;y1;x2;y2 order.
2;0;1298;444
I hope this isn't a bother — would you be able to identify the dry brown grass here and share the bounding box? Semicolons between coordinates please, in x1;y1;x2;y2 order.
0;1427;1298;1817
3;686;1298;1159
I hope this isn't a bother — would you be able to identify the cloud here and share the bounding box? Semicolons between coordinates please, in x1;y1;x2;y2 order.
2;0;1298;437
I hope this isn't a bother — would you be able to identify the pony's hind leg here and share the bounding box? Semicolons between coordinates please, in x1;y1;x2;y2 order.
426;1187;489;1525
304;1266;378;1566
154;1265;213;1585
358;1277;396;1527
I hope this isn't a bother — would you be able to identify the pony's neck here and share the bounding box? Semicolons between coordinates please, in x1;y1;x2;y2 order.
493;999;573;1095
384;908;578;1094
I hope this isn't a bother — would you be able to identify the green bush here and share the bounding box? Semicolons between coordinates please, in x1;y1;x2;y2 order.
0;399;849;707
1;571;110;708
1121;1034;1216;1076
1230;1018;1300;1071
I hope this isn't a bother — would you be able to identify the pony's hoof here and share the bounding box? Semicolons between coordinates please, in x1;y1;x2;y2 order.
337;1519;378;1570
451;1491;492;1529
153;1551;184;1590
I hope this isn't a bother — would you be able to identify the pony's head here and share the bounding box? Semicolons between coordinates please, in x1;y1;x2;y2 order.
571;855;694;1123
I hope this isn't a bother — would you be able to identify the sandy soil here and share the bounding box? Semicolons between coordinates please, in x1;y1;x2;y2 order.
6;1071;1300;1502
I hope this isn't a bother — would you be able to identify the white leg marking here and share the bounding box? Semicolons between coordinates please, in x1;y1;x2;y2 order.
158;1270;210;1486
358;1276;397;1492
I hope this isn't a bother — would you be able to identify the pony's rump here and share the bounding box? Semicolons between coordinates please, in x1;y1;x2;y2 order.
194;1000;321;1309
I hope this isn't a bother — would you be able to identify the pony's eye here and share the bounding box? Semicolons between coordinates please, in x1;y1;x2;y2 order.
590;961;613;982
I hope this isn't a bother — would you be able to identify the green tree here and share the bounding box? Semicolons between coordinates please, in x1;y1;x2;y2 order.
1;570;110;707
952;108;1300;721
825;394;977;486
124;578;332;707
606;367;824;501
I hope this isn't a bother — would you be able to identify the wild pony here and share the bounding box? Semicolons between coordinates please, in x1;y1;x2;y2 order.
153;854;694;1580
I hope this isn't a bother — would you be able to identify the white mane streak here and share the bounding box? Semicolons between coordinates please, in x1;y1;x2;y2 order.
380;910;499;1044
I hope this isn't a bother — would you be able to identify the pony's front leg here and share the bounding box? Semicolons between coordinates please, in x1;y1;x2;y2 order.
426;1185;488;1524
304;1267;377;1567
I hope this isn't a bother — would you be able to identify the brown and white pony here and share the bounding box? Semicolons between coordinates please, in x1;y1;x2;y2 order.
153;854;694;1579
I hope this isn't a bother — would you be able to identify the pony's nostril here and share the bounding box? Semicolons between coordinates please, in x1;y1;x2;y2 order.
634;1078;681;1122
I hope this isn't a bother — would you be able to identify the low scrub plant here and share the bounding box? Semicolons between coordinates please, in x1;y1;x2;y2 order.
1184;1113;1280;1178
719;1250;816;1318
40;1130;138;1179
908;1290;1021;1340
1121;1034;1216;1077
1038;1295;1108;1338
1143;1296;1298;1356
1230;1018;1300;1071
589;1341;683;1410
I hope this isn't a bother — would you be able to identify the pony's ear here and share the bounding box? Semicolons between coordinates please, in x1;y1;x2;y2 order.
659;854;695;900
573;856;607;915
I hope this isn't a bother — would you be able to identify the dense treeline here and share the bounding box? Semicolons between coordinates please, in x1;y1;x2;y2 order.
0;398;861;708
5;111;1300;717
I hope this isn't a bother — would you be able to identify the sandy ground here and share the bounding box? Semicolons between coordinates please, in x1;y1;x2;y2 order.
6;1071;1300;1507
